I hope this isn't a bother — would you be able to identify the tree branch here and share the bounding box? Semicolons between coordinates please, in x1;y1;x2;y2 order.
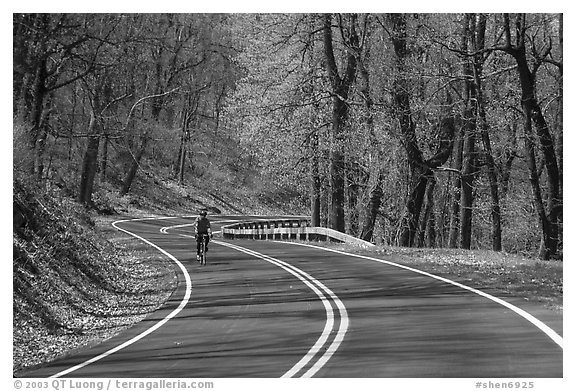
123;87;180;131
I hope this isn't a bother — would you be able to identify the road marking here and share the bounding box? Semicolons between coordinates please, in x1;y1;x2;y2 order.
212;240;348;378
277;241;564;350
50;217;193;378
158;220;350;377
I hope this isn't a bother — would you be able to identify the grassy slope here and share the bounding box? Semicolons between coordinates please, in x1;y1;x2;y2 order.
12;167;562;375
12;181;174;375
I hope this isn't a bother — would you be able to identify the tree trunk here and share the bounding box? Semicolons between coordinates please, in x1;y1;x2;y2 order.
459;117;476;250
29;59;49;178
360;173;382;242
178;144;187;185
329;149;346;233
322;13;359;233
99;135;109;182
78;111;100;205
527;101;560;259
173;105;190;182
557;13;563;252
522;108;551;257
21;15;56;179
479;120;503;251
500;123;518;203
399;168;430;247
32;99;52;180
448;127;464;248
473;14;502;251
417;176;437;248
357;19;382;242
389;13;430;247
310;131;321;227
347;162;366;237
503;14;562;259
459;13;478;250
120;136;148;196
521;98;559;260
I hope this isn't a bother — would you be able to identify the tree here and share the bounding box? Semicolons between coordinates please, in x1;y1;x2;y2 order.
496;14;562;259
388;13;455;247
76;15;124;205
458;13;480;250
356;15;383;242
13;14;105;179
473;14;502;251
322;13;360;233
453;13;504;251
14;13;562;259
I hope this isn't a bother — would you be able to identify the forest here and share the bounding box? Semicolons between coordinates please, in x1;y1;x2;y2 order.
13;13;563;260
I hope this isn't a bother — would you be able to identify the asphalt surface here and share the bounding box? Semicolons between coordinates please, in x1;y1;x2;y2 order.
19;215;563;378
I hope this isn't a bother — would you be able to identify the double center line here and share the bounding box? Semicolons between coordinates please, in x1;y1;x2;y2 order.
214;240;349;378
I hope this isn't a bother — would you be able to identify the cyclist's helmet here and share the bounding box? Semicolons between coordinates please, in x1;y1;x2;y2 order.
200;211;207;216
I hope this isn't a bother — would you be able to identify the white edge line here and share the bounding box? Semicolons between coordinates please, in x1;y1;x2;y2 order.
50;217;193;378
277;241;563;350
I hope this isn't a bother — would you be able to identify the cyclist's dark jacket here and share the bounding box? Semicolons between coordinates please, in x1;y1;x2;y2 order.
196;217;211;234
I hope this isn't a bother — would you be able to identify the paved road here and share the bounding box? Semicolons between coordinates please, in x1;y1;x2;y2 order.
20;215;563;378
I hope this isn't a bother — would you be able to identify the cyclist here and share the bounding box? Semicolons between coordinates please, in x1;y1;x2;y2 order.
194;211;213;262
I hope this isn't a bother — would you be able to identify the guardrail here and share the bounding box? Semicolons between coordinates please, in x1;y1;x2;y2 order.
221;218;374;247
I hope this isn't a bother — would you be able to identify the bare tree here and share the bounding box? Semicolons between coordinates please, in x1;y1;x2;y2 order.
388;13;455;247
496;14;562;259
322;13;360;233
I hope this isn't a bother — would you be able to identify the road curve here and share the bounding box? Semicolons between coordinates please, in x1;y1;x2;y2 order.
19;215;563;378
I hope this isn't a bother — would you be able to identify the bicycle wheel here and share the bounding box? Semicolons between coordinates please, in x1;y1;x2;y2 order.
201;237;207;265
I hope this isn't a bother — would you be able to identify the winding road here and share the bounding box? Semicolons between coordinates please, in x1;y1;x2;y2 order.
20;215;563;378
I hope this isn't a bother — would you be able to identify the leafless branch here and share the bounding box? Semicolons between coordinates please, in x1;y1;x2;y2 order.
123;87;180;131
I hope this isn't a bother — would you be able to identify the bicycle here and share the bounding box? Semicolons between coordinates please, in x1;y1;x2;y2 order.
197;233;209;265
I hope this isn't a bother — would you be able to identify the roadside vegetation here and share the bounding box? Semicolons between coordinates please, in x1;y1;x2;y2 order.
322;243;563;312
13;178;174;375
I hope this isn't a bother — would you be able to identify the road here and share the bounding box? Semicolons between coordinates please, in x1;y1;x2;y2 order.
19;215;563;378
